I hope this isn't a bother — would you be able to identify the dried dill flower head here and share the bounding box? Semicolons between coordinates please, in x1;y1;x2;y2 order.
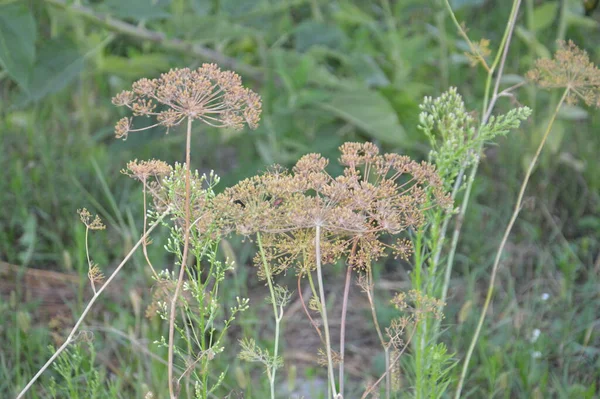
112;64;262;139
122;159;172;182
527;40;600;107
77;208;106;230
212;142;452;275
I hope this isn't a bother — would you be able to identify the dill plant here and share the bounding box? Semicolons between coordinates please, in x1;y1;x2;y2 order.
407;88;530;398
212;143;453;398
17;64;261;399
112;65;260;398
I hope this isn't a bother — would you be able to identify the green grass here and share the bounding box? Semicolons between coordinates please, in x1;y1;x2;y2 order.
2;0;600;398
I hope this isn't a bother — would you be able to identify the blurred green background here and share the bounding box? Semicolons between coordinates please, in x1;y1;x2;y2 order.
1;0;599;397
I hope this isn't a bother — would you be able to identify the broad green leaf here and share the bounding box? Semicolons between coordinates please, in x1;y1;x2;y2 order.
450;0;485;9
186;16;257;43
294;21;347;52
0;2;36;91
101;54;170;79
319;88;407;145
566;9;600;29
558;104;588;120
191;0;212;16
532;2;559;32
546;119;565;154
23;39;85;102
348;54;389;86
515;27;551;59
101;0;170;21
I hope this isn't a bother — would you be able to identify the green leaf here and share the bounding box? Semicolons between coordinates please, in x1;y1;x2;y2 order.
294;21;347;52
546;119;565;154
532;1;559;32
22;39;85;102
186;16;257;43
515;27;551;59
449;0;485;9
566;9;600;29
558;104;588;120
101;0;170;21
319;88;407;145
0;2;36;91
191;0;212;16
101;54;171;79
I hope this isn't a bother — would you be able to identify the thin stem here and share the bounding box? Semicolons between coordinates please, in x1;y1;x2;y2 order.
83;226;97;294
16;210;169;399
364;267;390;398
142;182;159;279
314;225;338;397
454;88;568;398
256;232;281;399
361;327;417;399
338;239;358;396
168;117;193;399
297;272;324;342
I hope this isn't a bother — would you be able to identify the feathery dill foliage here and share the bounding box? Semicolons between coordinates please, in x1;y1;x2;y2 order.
419;88;532;190
213;142;452;276
111;63;262;139
527;40;600;107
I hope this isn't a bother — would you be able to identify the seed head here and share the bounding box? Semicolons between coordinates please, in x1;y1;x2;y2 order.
78;208;106;230
112;64;262;139
213;142;452;274
122;159;172;181
527;40;600;106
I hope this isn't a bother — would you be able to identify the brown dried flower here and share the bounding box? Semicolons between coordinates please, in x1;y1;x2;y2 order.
122;159;172;181
527;40;600;106
112;64;262;139
78;208;106;230
212;142;452;275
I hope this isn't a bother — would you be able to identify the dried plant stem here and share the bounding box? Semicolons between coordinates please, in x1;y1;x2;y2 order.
338;239;358;396
297;272;324;342
168;117;193;399
83;226;97;294
455;89;568;398
256;232;282;399
315;225;338;397
361;328;416;399
338;264;352;396
364;267;390;399
142;183;159;279
16;210;169;399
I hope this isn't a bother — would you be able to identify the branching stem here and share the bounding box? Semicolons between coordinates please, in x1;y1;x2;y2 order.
16;209;169;399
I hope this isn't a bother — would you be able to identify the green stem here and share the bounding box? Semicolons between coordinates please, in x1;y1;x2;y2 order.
454;88;568;398
168;117;193;399
256;232;281;399
314;225;338;397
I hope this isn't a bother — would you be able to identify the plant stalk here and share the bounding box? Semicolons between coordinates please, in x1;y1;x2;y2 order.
256;232;282;399
168;117;193;399
314;225;338;397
